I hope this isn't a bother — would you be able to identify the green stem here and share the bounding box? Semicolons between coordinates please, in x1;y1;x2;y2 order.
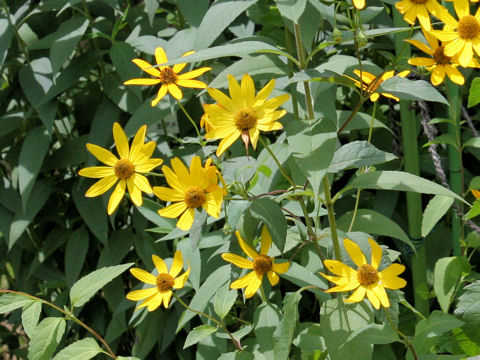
1;0;30;62
294;23;315;119
393;11;429;317
322;176;342;261
259;283;269;303
173;293;241;351
0;290;116;359
384;309;418;360
337;98;366;135
176;99;204;143
258;136;295;188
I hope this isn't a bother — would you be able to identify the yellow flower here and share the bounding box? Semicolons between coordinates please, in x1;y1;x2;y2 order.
407;28;465;85
320;238;407;309
221;227;290;299
353;0;366;10
395;0;451;31
472;189;480;199
204;74;289;157
345;69;410;102
78;123;163;215
126;251;190;311
200;104;214;132
430;0;480;67
153;156;225;231
124;46;211;106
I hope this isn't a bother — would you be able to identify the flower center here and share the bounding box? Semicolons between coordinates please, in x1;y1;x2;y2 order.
234;109;257;131
159;67;177;84
253;255;272;275
357;264;379;286
433;46;451;64
184;186;206;208
156;273;175;292
458;15;480;40
114;159;135;179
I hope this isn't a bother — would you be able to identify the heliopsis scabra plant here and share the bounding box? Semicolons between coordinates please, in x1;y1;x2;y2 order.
407;29;466;85
346;69;410;102
153;156;225;231
352;0;366;10
222;227;290;299
204;74;290;157
430;0;480;67
78;123;163;215
394;0;451;30
126;251;190;311
320;238;406;309
124;46;211;106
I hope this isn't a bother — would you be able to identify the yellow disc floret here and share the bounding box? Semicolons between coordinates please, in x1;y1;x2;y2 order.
114;159;135;179
234;109;257;131
159;67;178;84
458;15;480;40
184;186;207;208
156;273;175;292
357;264;379;286
253;254;273;275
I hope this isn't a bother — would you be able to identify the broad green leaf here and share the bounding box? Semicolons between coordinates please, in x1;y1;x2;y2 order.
337;209;414;250
463;137;480;149
0;293;35;314
132;311;166;358
52;338;102;360
422;195;454;237
28;317;66;360
18;128;51;209
0;18;13;68
454;281;480;336
275;0;307;23
468;77;480;108
434;257;462;313
414;310;464;337
348;171;466;203
22;300;42;338
273;290;302;360
65;226;89;286
336;110;391;132
286;120;337;196
248;198;287;253
423;133;458;149
254;303;282;352
117;357;141;360
102;73;143;114
451;328;480;356
70;263;133;308
280;262;328;300
328;141;397;173
214;283;238;320
464;198;480;220
177;0;209;27
346;323;400;344
184;325;218;349
137;198;176;232
110;41;143;82
378;77;448;104
195;0;256;49
216;325;253;341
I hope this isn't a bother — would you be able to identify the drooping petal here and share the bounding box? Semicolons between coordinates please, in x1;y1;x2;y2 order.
260;225;272;255
78;166;115;178
169;250;184;278
168;83;183;99
216;130;241;157
366;288;381;309
202;189;223;218
235;231;258;259
151;85;168;107
405;39;434;56
353;69;376;84
230;271;256;289
153;186;185;202
444;38;465;57
85;175;118;197
221;253;254;269
126;287;158;301
131;59;161;77
130;268;157;285
369;93;380;102
147;292;164;311
344;238;367;267
431;65;446;85
267;271;279;286
173;266;190;289
445;65;465;85
416;5;431;31
395;0;412;13
127;176;143;206
372;284;390;308
162;290;173;308
458;41;473;67
353;0;365;10
368;238;383;269
403;5;418;25
244;272;263;298
430;31;459;42
152;255;168;274
176;207;195;230
107;179;126;214
86;144;118;166
158;201;188;218
345;286;367;303
272;261;290;274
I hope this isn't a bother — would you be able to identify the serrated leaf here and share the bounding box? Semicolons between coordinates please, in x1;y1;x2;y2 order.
52;338;102;360
275;0;307;23
433;257;462;313
22;300;42;338
454;281;480;320
0;293;35;314
422;195;454;237
378;77;448;104
70;263;133;308
183;325;218;349
468;77;480;108
28;317;66;360
214;283;238;320
273;290;302;360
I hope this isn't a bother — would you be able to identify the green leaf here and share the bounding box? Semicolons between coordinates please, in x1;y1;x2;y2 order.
337;209;414;251
378;77;448;104
464;198;480;220
18;128;51;209
195;0;256;49
22;300;42;338
423;133;458;149
468;77;480;108
286;120;337;196
328;141;397;173
65;226;89;286
0;18;13;68
454;281;480;330
137;198;176;231
27;317;66;360
336;110;391;133
463;137;480;149
275;0;307;23
434;257;462;313
110;41;143;83
183;325;218;349
279;262;328;300
214;283;238;320
0;293;35;314
348;171;466;203
69;263;133;308
116;358;141;360
346;323;400;344
248;198;287;253
273;290;302;360
414;310;464;337
422;195;454;237
52;338;103;360
254;303;282;352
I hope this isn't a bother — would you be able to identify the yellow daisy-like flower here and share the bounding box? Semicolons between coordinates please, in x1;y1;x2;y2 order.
395;0;451;31
320;238;407;309
407;29;465;85
124;46;211;107
430;0;480;67
204;74;289;157
471;189;480;198
221;227;290;299
78;123;163;215
126;251;190;311
153;156;225;231
346;69;410;102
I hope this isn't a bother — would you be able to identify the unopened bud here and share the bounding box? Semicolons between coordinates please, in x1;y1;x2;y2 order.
332;27;342;43
356;28;368;48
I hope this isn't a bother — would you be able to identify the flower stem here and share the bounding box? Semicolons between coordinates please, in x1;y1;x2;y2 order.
0;290;116;359
384;309;418;360
173;293;241;351
322;176;342;261
175;99;204;144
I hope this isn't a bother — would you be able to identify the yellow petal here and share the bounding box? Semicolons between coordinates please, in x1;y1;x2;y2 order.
244;272;263;298
176;207;195;230
173;266;190;289
344;238;367;267
221;253;254;269
152;254;168;274
416;5;431;31
430;31;459;42
131;59;161;77
147;292;163;311
472;189;480;199
454;0;469;18
257;122;283;132
323;259;357;277
403;5;417;25
170;250;184;278
370;93;380;102
261;94;290;113
176;79;207;88
162;164;186;192
372;284;390;308
158;201;188;218
162;290;173;308
107;179;126;214
368;238;382;269
124;78;162;86
177;67;211;80
168;83;183;99
153;186;185;202
445;65;464;85
207;88;237;113
135;158;163;173
379;264;407;290
366;288;381;309
235;230;258;259
85;175;118;197
409;57;436;67
86;143;118;166
151;85;168;107
345;286;366;303
127;176;143;206
395;0;412;13
353;0;365;9
155;47;168;67
267;271;279;286
230;271;255;289
132;173;152;194
254;79;275;107
133;142;156;164
78;166;114;178
227;74;243;109
272;261;290;274
129;125;147;161
430;65;445;86
202;189;223;218
216;130;241;157
240;74;256;107
353;69;375;84
113;122;129;159
189;156;203;185
260;225;272;255
126;287;158;301
130;268;157;285
458;41;473;67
